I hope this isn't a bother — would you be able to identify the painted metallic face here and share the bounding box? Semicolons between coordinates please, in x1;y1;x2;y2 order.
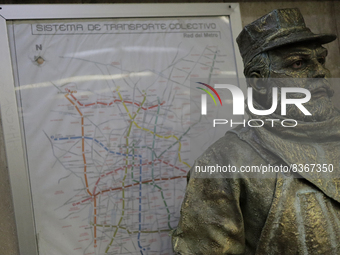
268;42;330;79
266;42;336;122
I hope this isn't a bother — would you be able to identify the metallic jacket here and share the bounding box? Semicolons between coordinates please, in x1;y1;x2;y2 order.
172;125;340;254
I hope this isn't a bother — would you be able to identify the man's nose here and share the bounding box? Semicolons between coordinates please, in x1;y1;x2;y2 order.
311;59;328;78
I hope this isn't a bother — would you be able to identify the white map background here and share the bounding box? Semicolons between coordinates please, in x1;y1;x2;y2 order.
10;17;238;255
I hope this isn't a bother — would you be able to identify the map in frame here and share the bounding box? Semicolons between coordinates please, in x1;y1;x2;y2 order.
9;16;237;255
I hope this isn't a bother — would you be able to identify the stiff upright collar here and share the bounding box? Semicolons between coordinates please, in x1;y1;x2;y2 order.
234;106;340;203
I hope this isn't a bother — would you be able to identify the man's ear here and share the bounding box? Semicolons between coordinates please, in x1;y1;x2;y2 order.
248;71;267;95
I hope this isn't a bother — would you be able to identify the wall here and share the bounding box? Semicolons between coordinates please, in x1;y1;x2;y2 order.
0;1;339;254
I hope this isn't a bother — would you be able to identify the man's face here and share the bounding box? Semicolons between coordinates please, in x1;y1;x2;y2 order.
266;42;336;122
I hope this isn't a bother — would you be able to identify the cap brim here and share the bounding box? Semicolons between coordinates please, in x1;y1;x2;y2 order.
263;33;337;52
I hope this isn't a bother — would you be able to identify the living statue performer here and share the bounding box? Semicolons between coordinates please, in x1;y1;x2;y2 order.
171;8;340;255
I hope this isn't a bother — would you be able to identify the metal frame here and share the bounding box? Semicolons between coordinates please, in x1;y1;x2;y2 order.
0;3;243;254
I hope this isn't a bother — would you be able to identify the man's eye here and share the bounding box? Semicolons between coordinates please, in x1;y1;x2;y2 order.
292;60;303;69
